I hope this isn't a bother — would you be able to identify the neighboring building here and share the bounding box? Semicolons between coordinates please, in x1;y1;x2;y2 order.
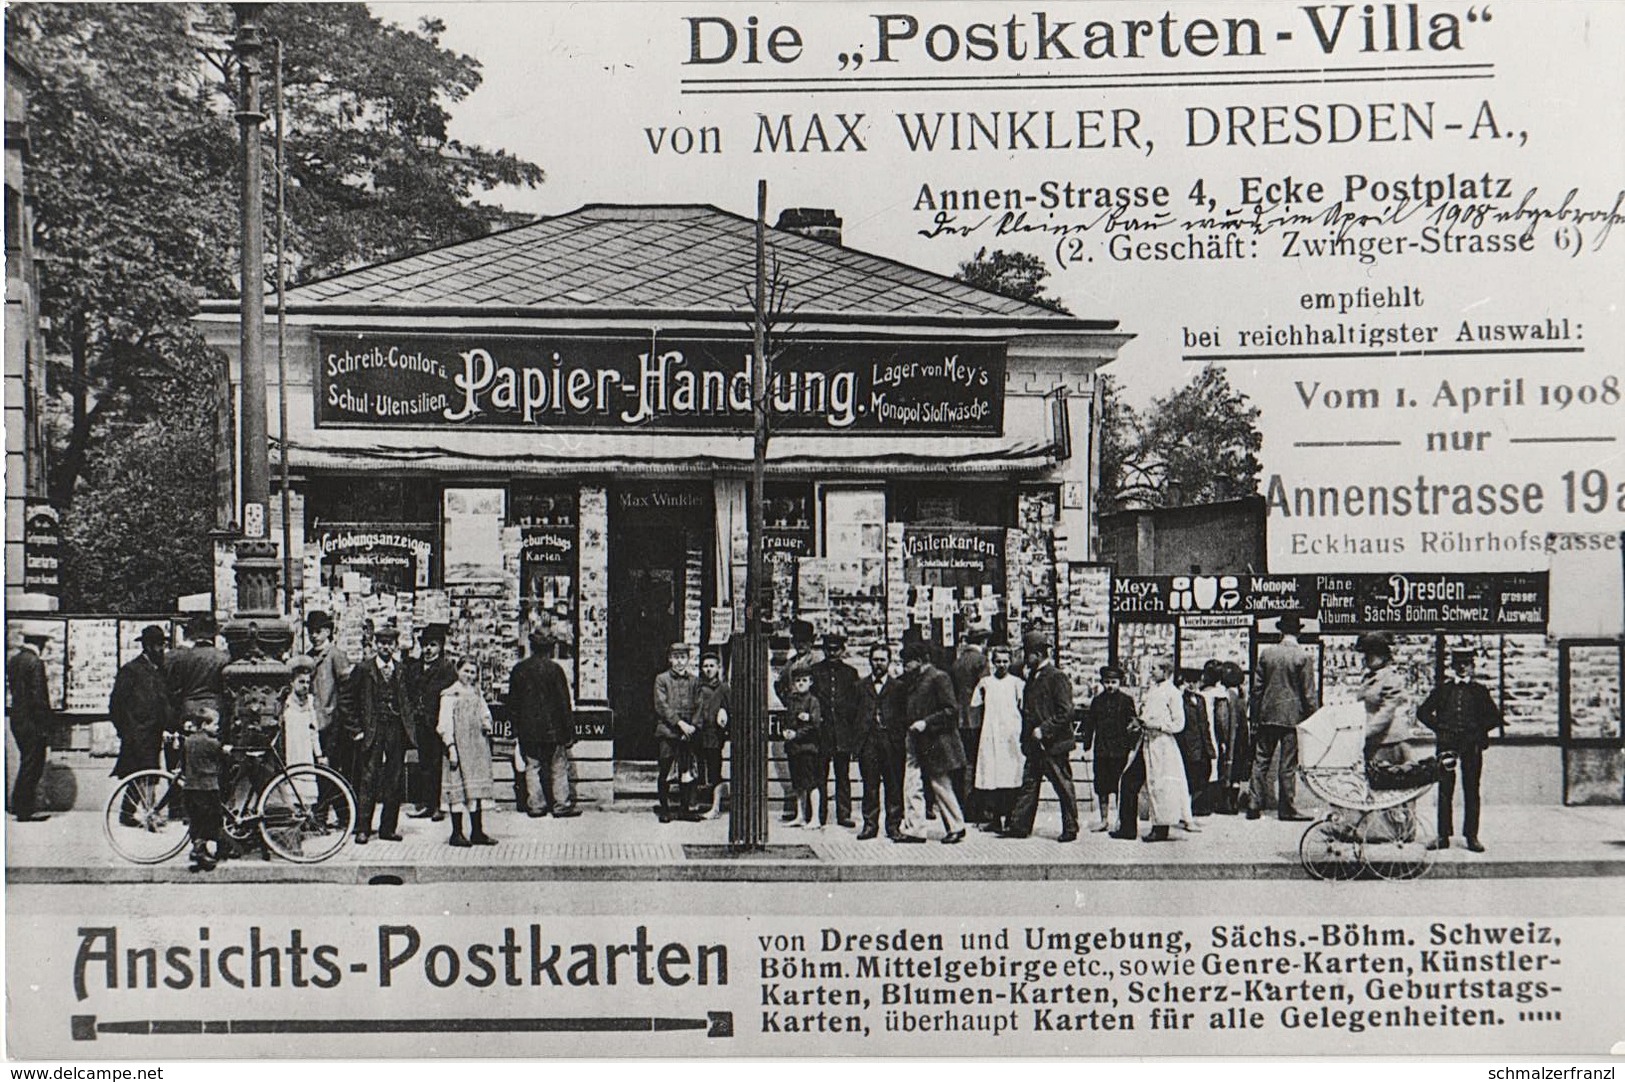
1098;496;1267;576
197;203;1132;796
5;47;57;613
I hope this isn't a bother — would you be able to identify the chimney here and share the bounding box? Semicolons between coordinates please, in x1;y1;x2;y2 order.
775;207;842;246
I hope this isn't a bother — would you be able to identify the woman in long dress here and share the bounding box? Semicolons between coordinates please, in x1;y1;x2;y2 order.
439;658;498;847
281;655;322;802
971;644;1025;833
1135;660;1192;842
1357;632;1410;767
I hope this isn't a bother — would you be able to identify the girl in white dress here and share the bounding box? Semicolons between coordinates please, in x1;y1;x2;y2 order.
440;658;498;847
281;655;322;801
971;645;1025;832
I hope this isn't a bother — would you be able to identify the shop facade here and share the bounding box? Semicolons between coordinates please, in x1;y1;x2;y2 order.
197;203;1131;801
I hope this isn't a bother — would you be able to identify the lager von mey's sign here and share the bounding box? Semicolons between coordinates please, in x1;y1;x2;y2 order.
316;333;1006;434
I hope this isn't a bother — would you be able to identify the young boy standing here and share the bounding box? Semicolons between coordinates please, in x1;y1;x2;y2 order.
652;643;698;823
182;706;227;872
781;670;825;829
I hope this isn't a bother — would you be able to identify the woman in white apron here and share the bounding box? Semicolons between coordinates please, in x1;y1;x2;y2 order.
1135;661;1192;842
971;644;1025;833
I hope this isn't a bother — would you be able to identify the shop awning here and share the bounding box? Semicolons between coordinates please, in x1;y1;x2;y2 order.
276;393;1061;477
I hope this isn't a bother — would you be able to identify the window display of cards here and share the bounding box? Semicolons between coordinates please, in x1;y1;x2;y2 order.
1178;624;1250;672
1567;644;1623;741
1499;634;1559;739
577;485;609;700
450;587;518;702
64;618;120;714
1321;632;1436;741
1114;621;1175;692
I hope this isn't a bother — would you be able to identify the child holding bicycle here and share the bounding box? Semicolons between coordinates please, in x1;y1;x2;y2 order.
181;706;227;871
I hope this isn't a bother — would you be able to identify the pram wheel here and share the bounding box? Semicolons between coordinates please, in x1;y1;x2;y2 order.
1356;808;1433;881
1299;817;1362;881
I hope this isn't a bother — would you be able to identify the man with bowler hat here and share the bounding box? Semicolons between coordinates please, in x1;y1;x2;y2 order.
1248;613;1316;821
344;621;416;843
1418;649;1503;852
166;614;231;731
110;626;175;787
7;629;55;822
304;610;352;790
1002;630;1080;842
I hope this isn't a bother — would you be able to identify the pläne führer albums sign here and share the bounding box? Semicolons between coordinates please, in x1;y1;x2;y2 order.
316;333;1005;433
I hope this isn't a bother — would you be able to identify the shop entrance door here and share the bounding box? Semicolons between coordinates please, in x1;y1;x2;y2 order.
607;485;711;761
1558;640;1625;804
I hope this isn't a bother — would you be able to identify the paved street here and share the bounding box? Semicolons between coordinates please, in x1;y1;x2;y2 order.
8;800;1624;883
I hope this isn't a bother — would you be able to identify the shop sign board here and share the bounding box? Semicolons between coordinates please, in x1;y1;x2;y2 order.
316;333;1006;434
1112;572;1548;631
900;526;1003;577
23;498;62;597
314;523;436;591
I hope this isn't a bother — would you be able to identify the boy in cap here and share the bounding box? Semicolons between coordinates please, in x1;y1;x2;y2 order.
181;706;227;871
1082;665;1136;833
652;642;699;822
1418;649;1503;852
774;620;822;822
692;650;731;818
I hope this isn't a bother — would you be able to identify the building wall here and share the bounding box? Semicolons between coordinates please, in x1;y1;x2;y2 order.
5;51;54;613
1099;497;1267;576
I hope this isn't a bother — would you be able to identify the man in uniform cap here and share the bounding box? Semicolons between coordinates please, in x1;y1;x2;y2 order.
1002;631;1081;842
811;632;864;827
406;623;457;821
7;630;55;822
1418;648;1503;852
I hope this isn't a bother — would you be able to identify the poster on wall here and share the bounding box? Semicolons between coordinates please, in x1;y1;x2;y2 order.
442;488;506;584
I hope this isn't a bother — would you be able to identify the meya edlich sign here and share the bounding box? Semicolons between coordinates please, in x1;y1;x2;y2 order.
316;334;1006;433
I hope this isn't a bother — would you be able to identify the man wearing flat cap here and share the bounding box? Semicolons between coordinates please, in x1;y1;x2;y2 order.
1248;613;1316;822
7;629;55;822
406;623;457;822
1003;630;1081;842
812;632;864;827
1418;649;1503;852
343;621;416;843
109;626;176;809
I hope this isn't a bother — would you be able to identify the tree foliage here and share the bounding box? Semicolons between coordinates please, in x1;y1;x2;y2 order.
1102;365;1263;513
7;2;545;610
954;247;1072;313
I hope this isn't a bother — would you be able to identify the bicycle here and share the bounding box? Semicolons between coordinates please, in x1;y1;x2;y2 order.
104;731;357;865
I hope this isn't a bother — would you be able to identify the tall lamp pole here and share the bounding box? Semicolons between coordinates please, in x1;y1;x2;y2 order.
728;180;772;850
233;3;270;528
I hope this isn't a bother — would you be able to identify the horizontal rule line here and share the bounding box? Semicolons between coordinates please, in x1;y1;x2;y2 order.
1508;436;1618;444
75;1014;728;1039
680;63;1496;85
1185;347;1587;362
682;73;1492;95
1293;441;1403;448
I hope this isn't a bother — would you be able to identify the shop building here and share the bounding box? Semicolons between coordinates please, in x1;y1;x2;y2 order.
197;203;1132;800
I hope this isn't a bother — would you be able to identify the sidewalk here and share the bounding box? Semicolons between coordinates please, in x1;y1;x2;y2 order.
8;800;1625;884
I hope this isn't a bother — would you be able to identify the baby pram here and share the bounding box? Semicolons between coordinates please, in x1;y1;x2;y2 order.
1295;703;1448;880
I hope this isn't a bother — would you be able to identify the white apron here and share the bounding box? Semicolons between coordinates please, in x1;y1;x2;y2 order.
1142;732;1193;826
973;675;1026;790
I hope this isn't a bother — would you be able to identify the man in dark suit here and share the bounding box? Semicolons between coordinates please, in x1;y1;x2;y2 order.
897;640;966;843
166;614;230;733
1248;612;1316;821
343;623;416;843
7;630;55;822
1419;649;1504;853
1003;630;1080;842
811;632;864;827
507;627;578;818
853;643;906;840
109;625;175;785
406;624;458;822
951;629;991;822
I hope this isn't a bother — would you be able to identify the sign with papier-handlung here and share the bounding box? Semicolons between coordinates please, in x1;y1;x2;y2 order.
316;334;1006;434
